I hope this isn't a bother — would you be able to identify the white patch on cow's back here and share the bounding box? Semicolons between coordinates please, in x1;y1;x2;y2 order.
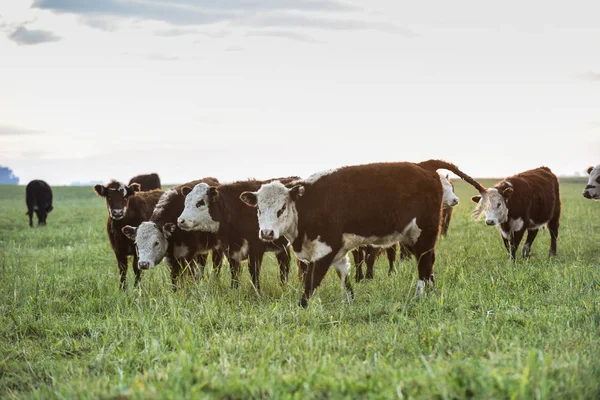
173;243;189;259
303;168;338;184
153;189;178;218
296;235;332;263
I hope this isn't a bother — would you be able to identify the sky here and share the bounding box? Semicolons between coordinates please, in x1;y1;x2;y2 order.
0;0;599;185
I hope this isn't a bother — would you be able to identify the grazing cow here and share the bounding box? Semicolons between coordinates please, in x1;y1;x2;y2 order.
240;160;486;307
129;173;161;191
122;178;224;290
177;177;300;290
25;180;53;227
583;165;600;199
471;166;561;260
94;180;163;289
352;172;459;282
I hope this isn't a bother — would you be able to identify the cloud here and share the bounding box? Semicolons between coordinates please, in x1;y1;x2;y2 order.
8;25;61;45
246;30;324;44
574;72;600;82
0;124;43;136
225;45;244;52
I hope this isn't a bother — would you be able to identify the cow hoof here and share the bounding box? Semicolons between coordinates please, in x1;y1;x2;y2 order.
299;298;308;308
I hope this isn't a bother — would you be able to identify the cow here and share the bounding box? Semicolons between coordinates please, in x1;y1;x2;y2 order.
177;177;301;291
240;160;487;307
129;173;161;191
122;178;224;290
352;172;459;282
583;165;600;199
25;180;53;227
471;166;561;261
94;180;163;289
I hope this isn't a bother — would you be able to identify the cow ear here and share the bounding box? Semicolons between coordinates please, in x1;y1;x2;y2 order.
163;222;176;238
94;184;106;197
289;185;305;201
588;166;594;175
471;195;482;203
127;183;141;196
240;191;258;207
181;186;192;196
122;225;137;240
502;187;514;198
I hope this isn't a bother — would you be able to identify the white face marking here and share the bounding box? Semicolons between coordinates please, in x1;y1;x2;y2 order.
254;181;298;242
296;235;332;263
584;164;600;199
303;168;337;184
173;243;189;259
482;189;509;226
178;183;219;232
134;221;169;268
120;184;127;196
440;174;459;208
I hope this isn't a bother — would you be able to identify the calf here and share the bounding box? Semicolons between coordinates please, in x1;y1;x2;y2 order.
122;178;223;290
583;165;600;200
94;180;163;289
353;172;459;281
240;160;486;307
129;173;161;191
177;178;301;290
471;166;561;260
25;180;53;227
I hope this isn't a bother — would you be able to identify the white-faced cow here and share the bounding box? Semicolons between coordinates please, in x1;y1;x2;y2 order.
25;180;53;227
129;173;161;191
94;180;163;289
122;178;224;290
240;160;487;307
583;165;600;200
471;166;561;260
352;172;460;282
177;177;301;290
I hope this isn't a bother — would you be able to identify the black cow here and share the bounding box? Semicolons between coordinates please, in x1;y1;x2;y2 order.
25;180;53;227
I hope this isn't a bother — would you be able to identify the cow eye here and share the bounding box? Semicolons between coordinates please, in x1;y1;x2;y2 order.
196;200;205;208
277;204;286;218
496;202;501;208
154;241;159;247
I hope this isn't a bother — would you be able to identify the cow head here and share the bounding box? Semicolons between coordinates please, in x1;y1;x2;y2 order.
583;165;600;200
122;221;175;269
240;181;304;241
440;174;459;208
471;185;512;226
94;180;140;220
177;183;220;232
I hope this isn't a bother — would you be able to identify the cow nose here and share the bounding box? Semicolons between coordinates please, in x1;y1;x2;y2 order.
138;261;150;270
178;218;186;227
451;198;459;206
261;229;274;240
485;219;495;226
583;191;592;199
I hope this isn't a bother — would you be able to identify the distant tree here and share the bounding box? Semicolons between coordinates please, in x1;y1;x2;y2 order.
0;166;19;184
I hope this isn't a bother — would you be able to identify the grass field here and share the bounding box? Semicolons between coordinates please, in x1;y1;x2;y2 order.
0;179;599;399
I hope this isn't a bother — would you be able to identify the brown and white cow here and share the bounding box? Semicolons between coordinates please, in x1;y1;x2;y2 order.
583;165;600;200
94;180;163;289
122;178;224;290
352;172;459;282
177;178;301;290
129;173;161;191
240;160;486;307
471;166;561;260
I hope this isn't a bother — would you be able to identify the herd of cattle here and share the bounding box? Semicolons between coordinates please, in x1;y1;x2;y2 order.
24;162;600;307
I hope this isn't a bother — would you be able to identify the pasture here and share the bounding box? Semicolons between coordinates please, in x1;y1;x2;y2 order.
0;179;598;399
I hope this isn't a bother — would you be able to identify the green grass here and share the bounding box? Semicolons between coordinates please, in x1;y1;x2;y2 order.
0;179;598;399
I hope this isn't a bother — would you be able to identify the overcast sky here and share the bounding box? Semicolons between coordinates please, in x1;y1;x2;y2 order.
1;0;599;185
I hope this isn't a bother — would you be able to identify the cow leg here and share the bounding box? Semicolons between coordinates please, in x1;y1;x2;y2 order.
502;237;510;253
365;246;379;280
212;249;225;276
275;249;291;283
116;254;128;290
297;259;308;282
35;210;44;226
300;253;335;308
415;250;436;295
27;209;34;228
548;217;560;257
170;260;181;292
509;229;526;261
132;252;142;288
353;247;365;282
399;244;411;261
387;243;398;275
195;253;208;280
441;207;452;236
248;251;264;292
228;255;242;289
333;254;354;302
522;229;539;259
